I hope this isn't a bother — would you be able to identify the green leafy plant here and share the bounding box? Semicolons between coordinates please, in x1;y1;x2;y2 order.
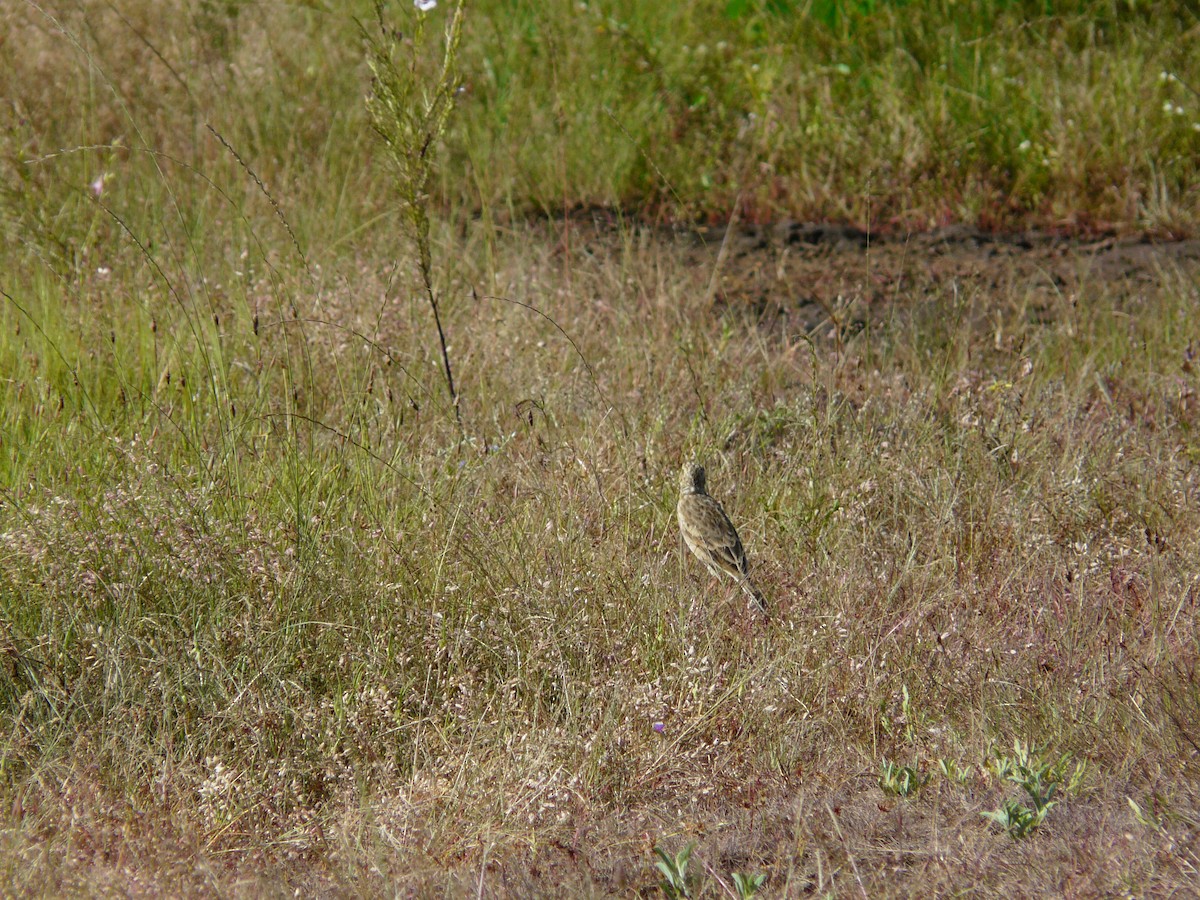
654;843;695;899
879;759;927;798
982;740;1086;839
936;758;971;785
731;871;767;898
982;797;1046;839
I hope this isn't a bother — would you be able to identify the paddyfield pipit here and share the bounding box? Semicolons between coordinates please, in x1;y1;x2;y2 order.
677;461;767;613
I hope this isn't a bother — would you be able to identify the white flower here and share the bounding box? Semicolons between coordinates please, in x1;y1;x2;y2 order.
414;0;436;9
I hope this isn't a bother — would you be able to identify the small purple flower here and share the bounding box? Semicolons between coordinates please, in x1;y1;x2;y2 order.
90;174;105;198
652;721;665;734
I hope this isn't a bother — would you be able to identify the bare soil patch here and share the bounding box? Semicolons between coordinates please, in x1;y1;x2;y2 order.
563;213;1200;331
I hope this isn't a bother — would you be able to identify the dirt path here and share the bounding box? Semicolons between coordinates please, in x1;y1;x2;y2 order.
690;223;1200;333
552;213;1200;335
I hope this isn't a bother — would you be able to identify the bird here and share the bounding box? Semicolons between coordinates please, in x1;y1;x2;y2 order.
676;461;767;613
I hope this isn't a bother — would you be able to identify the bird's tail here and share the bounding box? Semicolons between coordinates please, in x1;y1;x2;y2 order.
740;578;767;614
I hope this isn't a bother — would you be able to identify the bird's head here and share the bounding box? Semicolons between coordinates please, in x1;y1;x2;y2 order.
680;461;706;494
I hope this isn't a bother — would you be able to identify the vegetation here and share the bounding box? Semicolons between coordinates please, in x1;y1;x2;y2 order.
1;0;1198;894
4;1;1200;237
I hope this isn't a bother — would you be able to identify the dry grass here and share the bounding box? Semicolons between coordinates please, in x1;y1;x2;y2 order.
2;0;1200;896
3;217;1199;895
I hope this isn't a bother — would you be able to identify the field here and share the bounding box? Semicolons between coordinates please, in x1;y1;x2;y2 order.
2;1;1200;895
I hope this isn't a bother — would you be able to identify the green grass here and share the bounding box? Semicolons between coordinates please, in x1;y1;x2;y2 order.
2;0;1200;894
457;0;1200;230
4;1;1200;239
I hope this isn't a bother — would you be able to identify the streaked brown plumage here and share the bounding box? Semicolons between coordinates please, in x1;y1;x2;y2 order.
676;461;767;613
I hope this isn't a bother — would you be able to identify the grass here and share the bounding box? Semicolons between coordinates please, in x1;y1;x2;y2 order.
5;1;1200;237
2;0;1200;895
